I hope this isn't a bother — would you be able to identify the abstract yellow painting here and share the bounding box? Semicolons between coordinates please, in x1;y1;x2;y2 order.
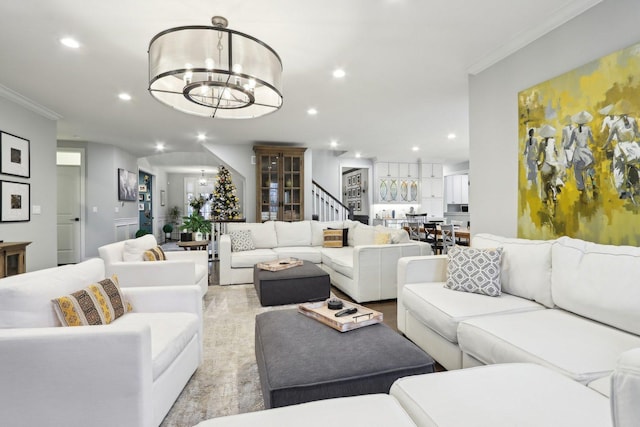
518;41;640;245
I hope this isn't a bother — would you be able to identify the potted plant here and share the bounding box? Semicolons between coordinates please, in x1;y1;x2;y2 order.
162;223;173;242
135;229;150;238
168;206;181;225
181;214;211;241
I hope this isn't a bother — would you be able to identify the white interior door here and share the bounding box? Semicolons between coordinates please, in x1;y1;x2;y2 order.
57;150;84;265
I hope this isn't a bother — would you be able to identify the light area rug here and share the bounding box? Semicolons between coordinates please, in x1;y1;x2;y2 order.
160;284;296;427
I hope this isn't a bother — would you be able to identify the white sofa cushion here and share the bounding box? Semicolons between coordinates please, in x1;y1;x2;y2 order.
194;394;417;427
472;233;553;307
227;221;277;249
320;247;353;273
390;363;612;427
230;249;278;268
0;259;106;328
611;348;640;426
552;236;640;335
375;225;410;244
458;309;640;384
113;312;199;380
310;221;344;246
273;247;322;264
353;224;375;246
344;220;360;246
275;221;312;247
123;234;158;261
402;282;544;343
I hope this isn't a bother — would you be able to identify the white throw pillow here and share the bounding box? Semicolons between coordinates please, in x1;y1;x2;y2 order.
122;235;157;262
353;225;376;246
229;230;256;252
445;246;503;297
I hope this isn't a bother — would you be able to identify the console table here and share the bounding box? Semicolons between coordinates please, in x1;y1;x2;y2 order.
0;242;31;278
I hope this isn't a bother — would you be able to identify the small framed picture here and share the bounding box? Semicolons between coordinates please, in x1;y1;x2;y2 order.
138;193;144;201
357;187;361;197
138;203;144;211
348;176;352;186
139;184;147;193
0;132;30;178
0;180;30;222
160;190;166;206
356;174;361;185
146;193;151;201
356;200;361;210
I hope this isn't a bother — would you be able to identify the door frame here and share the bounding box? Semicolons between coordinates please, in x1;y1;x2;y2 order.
56;147;86;262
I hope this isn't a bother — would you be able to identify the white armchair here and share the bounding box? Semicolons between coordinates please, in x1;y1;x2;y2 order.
0;259;203;427
99;234;209;296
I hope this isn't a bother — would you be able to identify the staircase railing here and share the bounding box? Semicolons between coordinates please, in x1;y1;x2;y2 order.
311;180;350;221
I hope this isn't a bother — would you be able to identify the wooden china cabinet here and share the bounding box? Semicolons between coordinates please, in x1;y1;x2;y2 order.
254;145;306;222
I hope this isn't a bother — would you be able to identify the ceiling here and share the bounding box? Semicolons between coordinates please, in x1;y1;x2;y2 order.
0;0;600;168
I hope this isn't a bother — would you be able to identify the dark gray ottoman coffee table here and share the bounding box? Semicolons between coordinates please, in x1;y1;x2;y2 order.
253;261;330;306
255;309;434;408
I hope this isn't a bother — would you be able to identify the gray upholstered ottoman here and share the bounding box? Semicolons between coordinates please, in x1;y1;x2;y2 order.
255;309;434;408
253;261;330;306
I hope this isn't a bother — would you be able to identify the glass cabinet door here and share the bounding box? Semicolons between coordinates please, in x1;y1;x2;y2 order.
259;153;280;221
282;154;302;221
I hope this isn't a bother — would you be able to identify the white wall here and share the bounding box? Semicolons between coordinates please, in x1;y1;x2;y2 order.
0;97;57;271
469;0;640;237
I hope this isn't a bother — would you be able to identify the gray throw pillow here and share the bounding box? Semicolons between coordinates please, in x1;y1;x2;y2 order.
445;246;503;297
229;230;255;252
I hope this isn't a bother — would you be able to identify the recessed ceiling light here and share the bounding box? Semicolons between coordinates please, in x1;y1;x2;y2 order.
307;108;318;116
412;146;419;152
333;68;346;78
60;37;80;49
330;140;338;148
155;142;165;151
355;152;361;158
118;93;132;101
447;133;456;140
197;133;206;141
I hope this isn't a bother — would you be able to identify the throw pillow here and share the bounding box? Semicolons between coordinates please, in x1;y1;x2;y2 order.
323;229;344;248
445;246;503;297
229;230;255;252
143;246;166;261
52;275;132;327
327;227;348;246
374;231;391;245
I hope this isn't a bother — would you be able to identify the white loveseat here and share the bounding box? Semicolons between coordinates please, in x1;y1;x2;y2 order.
397;233;640;394
0;258;203;427
219;220;432;302
194;351;640;426
99;234;209;296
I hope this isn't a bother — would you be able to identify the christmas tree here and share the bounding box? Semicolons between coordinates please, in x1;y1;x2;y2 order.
211;165;241;219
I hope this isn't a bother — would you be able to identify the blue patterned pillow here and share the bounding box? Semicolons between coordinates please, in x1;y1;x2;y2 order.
445;246;503;297
229;230;255;252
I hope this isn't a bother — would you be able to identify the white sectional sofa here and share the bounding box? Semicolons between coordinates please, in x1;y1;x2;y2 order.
0;258;203;427
195;352;640;426
99;234;209;296
218;220;432;302
397;233;640;393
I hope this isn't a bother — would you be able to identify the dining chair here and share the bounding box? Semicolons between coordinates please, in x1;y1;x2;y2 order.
440;224;456;254
423;222;439;253
403;221;422;241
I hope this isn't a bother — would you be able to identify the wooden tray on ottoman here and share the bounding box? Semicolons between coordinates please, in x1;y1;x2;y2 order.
298;300;383;332
257;257;303;272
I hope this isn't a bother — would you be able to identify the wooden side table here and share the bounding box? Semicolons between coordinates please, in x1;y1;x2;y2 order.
177;240;209;251
0;242;31;278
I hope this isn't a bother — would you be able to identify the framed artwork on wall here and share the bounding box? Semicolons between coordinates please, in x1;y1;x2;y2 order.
118;168;138;201
160;190;166;206
0;180;30;222
0;132;30;178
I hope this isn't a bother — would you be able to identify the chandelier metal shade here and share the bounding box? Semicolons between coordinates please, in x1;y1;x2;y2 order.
148;16;283;119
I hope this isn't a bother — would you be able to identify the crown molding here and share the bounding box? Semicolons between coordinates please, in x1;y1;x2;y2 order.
467;0;603;75
0;83;62;120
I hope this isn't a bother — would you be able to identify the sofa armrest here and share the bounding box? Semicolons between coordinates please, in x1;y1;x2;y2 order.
612;347;640;427
397;255;447;332
0;324;153;427
123;285;202;315
108;260;196;287
165;249;208;269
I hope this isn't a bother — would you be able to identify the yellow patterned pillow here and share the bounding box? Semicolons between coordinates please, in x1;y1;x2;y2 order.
323;229;344;248
374;231;391;245
143;246;166;261
52;275;132;327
